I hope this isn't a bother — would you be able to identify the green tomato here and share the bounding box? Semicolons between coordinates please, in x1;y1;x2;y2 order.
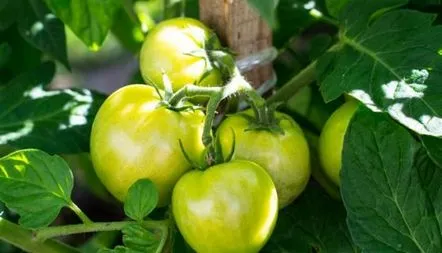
172;160;278;253
318;100;359;186
216;110;311;208
90;84;205;207
140;17;223;91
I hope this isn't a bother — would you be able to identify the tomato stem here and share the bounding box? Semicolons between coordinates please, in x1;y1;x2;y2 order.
168;85;222;106
34;220;170;242
0;218;79;253
267;43;342;104
68;202;92;224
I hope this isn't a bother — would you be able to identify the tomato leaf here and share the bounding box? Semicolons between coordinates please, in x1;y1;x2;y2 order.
43;0;120;49
341;107;442;252
0;149;74;228
317;1;442;137
325;0;349;17
17;0;69;69
124;179;159;221
101;223;163;253
421;135;442;168
262;183;358;252
0;62;106;154
247;0;279;28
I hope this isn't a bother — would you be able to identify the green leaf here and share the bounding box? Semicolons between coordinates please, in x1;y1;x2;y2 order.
122;224;161;252
0;27;42;84
421;135;442;168
318;6;442;137
17;0;69;69
0;62;106;154
341;107;442;252
124;179;159;221
0;43;11;68
43;0;120;49
273;0;319;47
247;0;279;28
262;183;358;252
0;0;18;31
104;223;164;253
0;149;74;228
326;0;348;17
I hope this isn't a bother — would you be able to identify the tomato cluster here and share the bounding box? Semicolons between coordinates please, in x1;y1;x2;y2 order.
90;18;312;252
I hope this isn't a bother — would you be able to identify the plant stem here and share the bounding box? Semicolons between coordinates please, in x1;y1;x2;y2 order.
267;60;317;104
68;202;92;224
168;85;222;106
0;218;79;253
201;71;250;146
35;220;169;242
268;43;342;104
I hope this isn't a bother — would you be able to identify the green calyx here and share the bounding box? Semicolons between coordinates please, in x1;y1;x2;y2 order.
240;103;284;135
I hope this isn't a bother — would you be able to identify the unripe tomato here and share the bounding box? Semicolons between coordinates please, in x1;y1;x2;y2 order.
318;100;359;186
140;18;223;91
216;110;310;208
90;85;205;207
172;160;278;253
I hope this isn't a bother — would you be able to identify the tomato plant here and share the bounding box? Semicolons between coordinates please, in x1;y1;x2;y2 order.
1;0;442;253
216;110;310;208
172;160;278;252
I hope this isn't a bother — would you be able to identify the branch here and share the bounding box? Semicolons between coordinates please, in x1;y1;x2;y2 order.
0;218;79;253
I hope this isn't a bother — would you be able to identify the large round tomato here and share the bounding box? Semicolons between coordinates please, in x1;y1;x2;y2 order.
90;85;205;207
216;110;310;208
172;160;278;253
140;18;223;91
318;100;359;186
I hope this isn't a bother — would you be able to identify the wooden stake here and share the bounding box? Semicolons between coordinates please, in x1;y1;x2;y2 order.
199;0;273;88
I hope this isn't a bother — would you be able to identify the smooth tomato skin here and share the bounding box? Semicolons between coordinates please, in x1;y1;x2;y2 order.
216;110;310;208
90;85;205;207
140;17;223;91
318;100;359;186
172;160;278;253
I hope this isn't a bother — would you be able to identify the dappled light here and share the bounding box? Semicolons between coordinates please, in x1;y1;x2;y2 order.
382;69;429;100
348;89;381;112
0;121;34;145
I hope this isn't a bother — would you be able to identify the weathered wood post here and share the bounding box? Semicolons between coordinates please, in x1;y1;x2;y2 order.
199;0;273;89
